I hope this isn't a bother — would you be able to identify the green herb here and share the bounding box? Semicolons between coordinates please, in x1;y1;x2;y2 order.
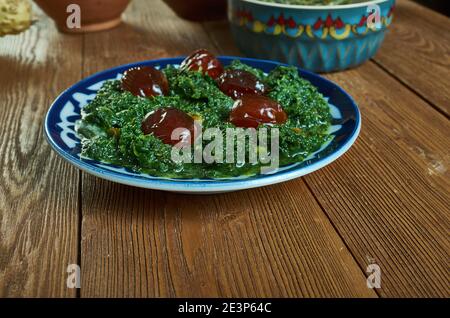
76;61;331;179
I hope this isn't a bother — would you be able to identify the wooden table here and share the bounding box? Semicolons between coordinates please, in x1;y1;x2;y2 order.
0;0;448;298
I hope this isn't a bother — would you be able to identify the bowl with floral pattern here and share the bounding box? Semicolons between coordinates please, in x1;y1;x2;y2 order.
228;0;396;72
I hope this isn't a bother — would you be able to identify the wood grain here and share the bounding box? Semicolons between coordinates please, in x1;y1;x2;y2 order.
79;0;375;298
372;0;450;117
0;9;81;297
81;179;377;297
306;63;450;297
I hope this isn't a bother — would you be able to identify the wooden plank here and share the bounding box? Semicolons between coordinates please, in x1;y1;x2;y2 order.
79;0;375;297
372;0;450;116
204;17;450;297
81;179;377;297
307;63;450;297
0;9;81;297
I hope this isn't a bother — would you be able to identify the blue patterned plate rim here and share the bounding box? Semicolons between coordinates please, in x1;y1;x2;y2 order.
44;56;361;193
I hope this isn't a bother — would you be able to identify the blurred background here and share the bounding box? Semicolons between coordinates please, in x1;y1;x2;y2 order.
0;0;447;72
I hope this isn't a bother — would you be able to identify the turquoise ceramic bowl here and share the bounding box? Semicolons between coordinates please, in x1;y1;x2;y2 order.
228;0;396;72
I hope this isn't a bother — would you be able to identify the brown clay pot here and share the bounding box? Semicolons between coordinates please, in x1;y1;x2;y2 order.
163;0;226;21
34;0;131;33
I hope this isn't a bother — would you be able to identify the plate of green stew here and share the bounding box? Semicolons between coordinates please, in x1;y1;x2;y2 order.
44;49;360;193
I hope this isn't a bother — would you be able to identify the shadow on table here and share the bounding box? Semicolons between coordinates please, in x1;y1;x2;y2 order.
413;0;449;17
